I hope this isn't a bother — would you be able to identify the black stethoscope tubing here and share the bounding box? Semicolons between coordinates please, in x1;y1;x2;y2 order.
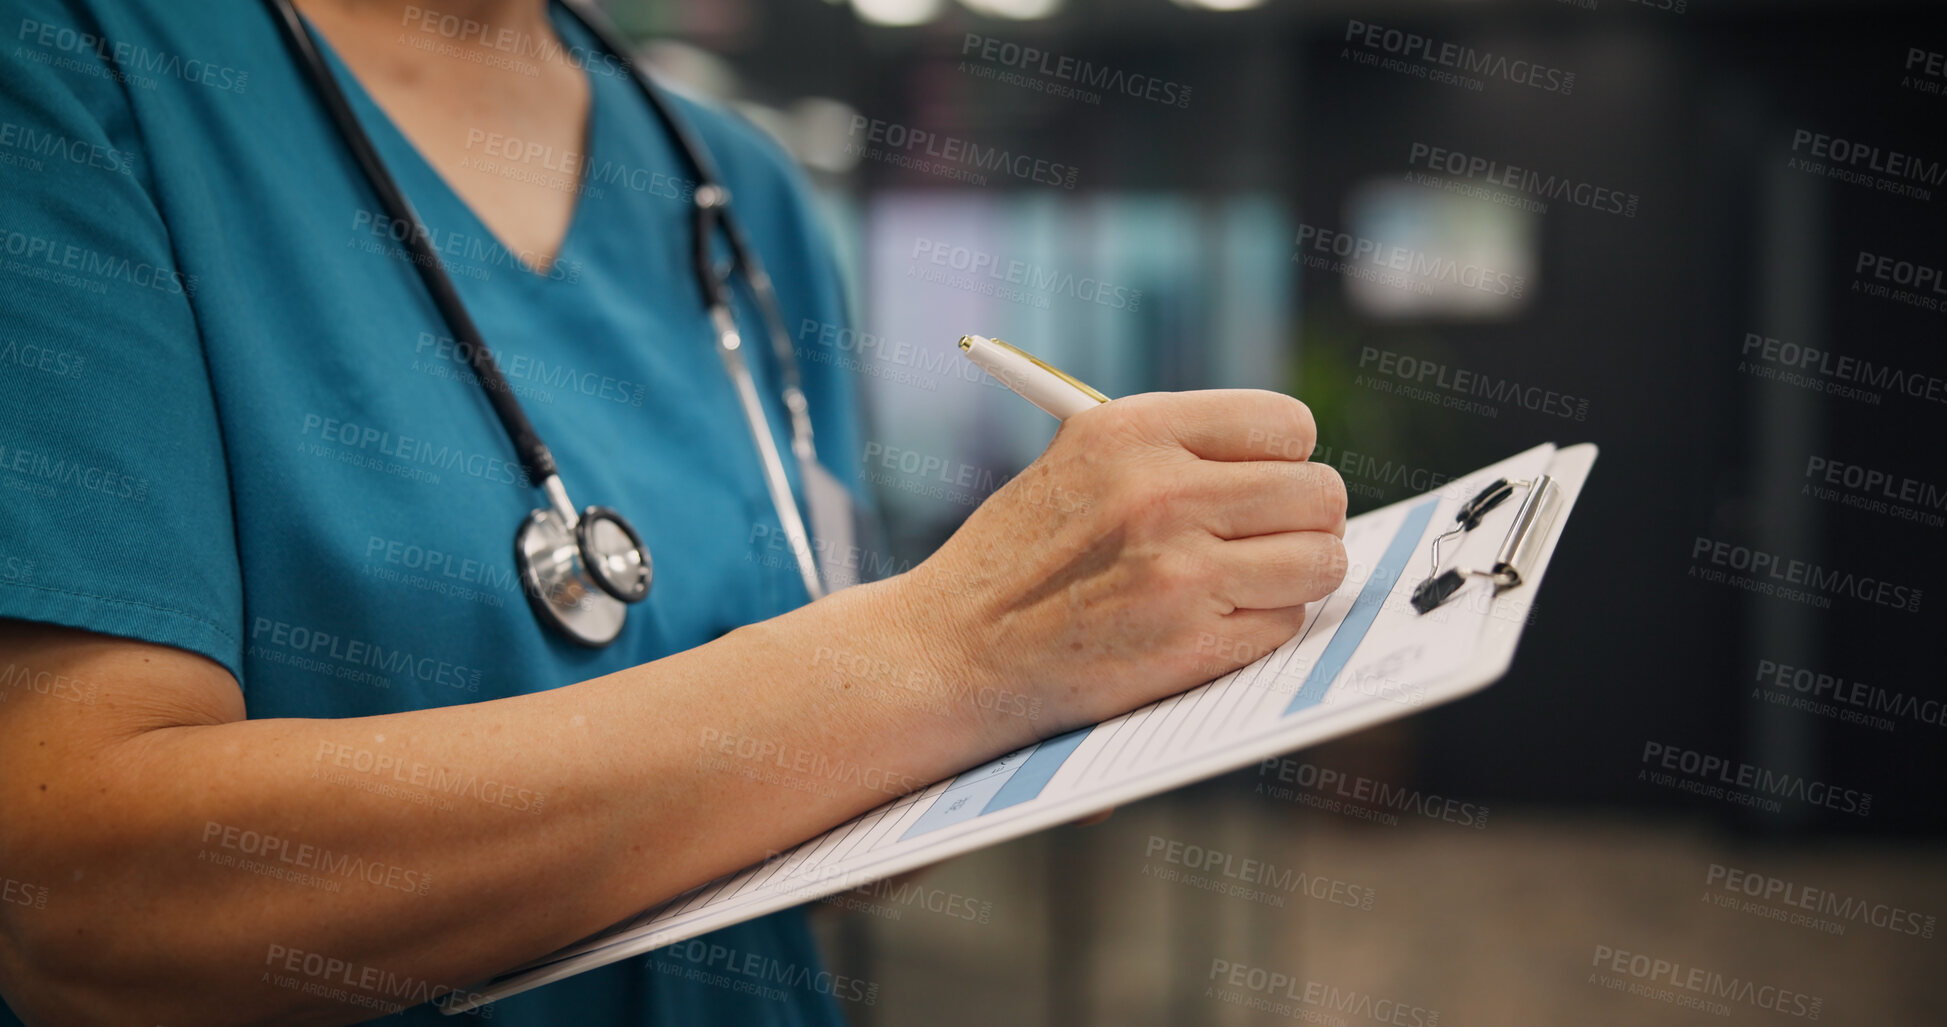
261;0;825;645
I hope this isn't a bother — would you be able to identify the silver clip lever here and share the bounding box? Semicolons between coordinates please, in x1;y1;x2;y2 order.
1410;475;1561;615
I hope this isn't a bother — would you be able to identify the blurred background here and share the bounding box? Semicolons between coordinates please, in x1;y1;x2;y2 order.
616;0;1945;1022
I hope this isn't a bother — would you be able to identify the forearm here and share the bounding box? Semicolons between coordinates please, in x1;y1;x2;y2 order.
0;576;1019;1026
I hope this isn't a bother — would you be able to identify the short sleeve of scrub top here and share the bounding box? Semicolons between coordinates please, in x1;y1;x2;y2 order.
0;0;871;1024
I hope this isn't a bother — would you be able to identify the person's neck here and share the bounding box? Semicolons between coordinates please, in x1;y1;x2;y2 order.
299;0;552;36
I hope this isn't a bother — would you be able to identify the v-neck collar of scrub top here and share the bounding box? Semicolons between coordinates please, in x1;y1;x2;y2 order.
302;1;604;287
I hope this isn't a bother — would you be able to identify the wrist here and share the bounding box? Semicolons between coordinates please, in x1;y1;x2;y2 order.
870;568;1030;756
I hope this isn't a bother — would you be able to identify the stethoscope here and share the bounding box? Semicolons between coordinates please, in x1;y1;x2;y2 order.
262;0;829;647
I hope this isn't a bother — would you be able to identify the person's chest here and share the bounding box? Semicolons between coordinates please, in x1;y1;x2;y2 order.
121;7;807;716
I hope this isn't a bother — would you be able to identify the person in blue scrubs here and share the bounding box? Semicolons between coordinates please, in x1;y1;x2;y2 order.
0;0;1351;1023
0;0;863;1023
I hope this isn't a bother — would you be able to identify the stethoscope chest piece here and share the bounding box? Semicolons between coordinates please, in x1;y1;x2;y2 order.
516;500;651;648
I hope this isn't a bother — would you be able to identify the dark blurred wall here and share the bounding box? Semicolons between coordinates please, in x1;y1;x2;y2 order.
651;0;1945;837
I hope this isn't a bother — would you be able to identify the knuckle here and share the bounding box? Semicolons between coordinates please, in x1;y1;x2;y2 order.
1157;544;1213;595
1282;396;1318;455
1261;606;1310;648
1249;609;1307;658
1064;395;1135;438
1310;464;1348;521
1121;473;1187;533
1054;405;1110;448
1313;535;1350;586
1289;463;1345;524
1146;564;1200;614
1079;398;1174;458
1244;393;1315;460
1100;393;1164;436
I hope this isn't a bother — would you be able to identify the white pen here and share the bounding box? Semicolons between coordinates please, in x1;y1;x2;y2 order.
958;334;1112;419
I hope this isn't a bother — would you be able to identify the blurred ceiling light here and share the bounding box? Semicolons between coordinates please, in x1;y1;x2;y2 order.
1340;178;1537;321
959;0;1065;19
641;40;741;100
786;97;865;174
1169;0;1266;10
851;0;945;26
732;101;794;152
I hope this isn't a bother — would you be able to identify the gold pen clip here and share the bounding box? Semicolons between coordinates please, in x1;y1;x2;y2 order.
960;335;1112;405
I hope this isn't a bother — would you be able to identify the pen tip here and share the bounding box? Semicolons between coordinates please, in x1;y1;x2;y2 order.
958;335;976;352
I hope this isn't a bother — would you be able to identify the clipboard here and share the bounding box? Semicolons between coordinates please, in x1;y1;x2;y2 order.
444;441;1597;1014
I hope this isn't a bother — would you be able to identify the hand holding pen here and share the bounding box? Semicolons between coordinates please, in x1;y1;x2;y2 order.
897;336;1350;753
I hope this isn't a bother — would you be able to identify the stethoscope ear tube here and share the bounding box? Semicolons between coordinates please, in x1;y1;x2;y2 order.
565;0;828;601
560;0;819;465
260;0;559;487
710;306;825;602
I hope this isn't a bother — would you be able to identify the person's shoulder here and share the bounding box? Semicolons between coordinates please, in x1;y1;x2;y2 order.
4;0;262;109
658;85;815;217
661;86;794;174
0;0;84;21
4;0;243;41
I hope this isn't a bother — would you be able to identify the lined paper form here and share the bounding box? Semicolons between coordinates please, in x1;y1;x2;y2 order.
447;441;1596;1013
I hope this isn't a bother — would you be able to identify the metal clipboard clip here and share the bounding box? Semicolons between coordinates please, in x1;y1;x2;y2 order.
1409;474;1562;615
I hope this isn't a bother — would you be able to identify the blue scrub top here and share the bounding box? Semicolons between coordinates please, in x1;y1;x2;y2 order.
0;0;868;1023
